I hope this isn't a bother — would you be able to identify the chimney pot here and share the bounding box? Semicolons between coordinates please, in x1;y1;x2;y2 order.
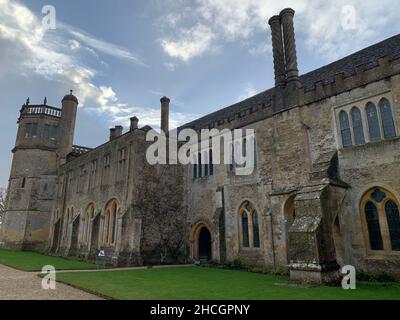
280;8;299;84
109;128;116;141
268;15;286;87
160;96;170;133
130;116;139;131
114;125;123;137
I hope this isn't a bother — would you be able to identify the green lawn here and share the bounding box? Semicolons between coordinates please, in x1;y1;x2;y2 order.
0;248;96;271
56;266;400;300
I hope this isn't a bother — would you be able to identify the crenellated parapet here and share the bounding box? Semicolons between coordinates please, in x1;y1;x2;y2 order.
300;54;400;106
181;47;400;132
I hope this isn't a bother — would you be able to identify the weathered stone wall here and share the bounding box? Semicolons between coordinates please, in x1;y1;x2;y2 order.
51;129;187;266
1;109;60;251
184;71;400;280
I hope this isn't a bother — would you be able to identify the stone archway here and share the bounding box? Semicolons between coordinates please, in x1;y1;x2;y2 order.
89;214;100;259
198;227;212;261
69;217;80;256
333;215;344;266
51;219;61;253
190;222;212;261
284;194;296;261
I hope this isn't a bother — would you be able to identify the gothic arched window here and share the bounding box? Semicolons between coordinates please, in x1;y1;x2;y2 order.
361;188;400;252
239;201;260;249
379;98;396;139
365;201;383;250
385;200;400;251
351;107;365;145
252;211;260;248
366;102;381;142
242;212;249;248
339;111;352;147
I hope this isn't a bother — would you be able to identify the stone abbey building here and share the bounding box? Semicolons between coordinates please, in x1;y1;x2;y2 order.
1;9;400;283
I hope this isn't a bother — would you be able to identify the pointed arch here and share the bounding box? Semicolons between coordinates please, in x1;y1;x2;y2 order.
103;199;119;245
239;200;260;249
83;203;95;243
385;200;400;251
360;187;400;253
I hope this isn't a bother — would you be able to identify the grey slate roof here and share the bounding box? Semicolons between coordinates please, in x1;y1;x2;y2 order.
181;33;400;130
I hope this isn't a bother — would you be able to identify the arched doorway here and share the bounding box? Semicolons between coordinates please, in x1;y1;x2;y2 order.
69;217;80;256
51;219;61;252
284;195;296;261
198;227;212;261
89;214;100;259
333;215;344;265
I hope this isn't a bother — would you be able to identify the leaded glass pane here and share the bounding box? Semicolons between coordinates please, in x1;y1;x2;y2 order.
339;111;352;147
366;103;381;142
351;107;365;145
385;200;400;251
365;201;384;250
242;213;249;247
379;99;396;139
252;212;260;248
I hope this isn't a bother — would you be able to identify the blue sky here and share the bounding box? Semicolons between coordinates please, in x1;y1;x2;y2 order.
0;0;399;188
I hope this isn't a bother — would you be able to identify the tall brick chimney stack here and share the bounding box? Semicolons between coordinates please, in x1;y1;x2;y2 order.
109;125;123;140
280;8;300;85
268;15;286;87
130;116;139;131
160;96;170;133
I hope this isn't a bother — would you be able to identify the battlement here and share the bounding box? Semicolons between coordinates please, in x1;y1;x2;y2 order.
300;55;400;106
181;34;400;132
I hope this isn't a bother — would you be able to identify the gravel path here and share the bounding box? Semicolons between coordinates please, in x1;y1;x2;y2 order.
0;264;102;300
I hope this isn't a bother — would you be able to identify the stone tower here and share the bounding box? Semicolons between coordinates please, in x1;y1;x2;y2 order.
0;92;78;251
58;90;79;164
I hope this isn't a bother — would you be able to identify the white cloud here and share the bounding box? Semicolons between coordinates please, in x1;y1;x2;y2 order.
69;39;80;50
0;0;177;133
66;26;149;68
88;101;199;130
161;24;215;61
158;0;400;62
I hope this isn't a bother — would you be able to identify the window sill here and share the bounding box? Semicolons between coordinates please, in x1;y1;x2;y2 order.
240;247;262;252
364;250;400;259
340;136;400;150
192;175;214;182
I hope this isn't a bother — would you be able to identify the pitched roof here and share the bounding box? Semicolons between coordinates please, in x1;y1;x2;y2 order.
181;34;400;130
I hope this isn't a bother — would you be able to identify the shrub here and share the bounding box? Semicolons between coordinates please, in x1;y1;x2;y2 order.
231;259;242;269
357;270;396;283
